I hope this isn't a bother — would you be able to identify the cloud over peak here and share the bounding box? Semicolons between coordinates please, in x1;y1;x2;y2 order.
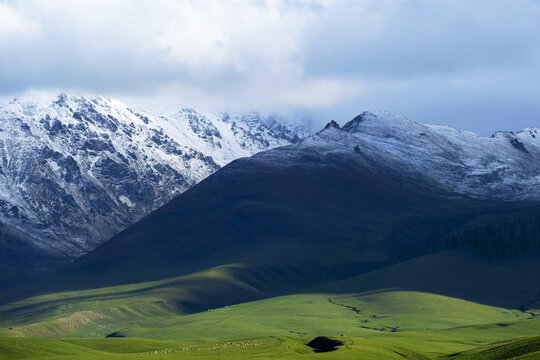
1;0;539;134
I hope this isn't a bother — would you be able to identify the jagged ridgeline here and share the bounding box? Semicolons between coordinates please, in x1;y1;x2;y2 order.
0;93;310;269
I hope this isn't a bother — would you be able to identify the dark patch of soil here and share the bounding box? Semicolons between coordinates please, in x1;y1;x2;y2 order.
306;336;344;353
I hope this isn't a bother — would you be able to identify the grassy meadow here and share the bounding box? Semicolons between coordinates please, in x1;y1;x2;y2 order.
1;252;540;359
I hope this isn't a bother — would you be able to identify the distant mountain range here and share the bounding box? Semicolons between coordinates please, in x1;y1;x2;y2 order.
2;97;540;286
0;93;309;272
52;112;540;291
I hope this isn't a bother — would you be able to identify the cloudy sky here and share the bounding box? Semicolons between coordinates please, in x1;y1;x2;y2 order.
1;0;539;134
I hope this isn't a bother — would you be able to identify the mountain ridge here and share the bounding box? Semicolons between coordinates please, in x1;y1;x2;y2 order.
305;111;540;200
36;110;540;292
2;99;539;277
0;93;310;267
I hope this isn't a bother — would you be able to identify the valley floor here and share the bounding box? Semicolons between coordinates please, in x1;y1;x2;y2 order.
2;332;540;359
1;251;540;359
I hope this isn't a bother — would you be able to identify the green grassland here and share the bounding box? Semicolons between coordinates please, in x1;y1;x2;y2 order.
118;291;532;340
0;262;321;338
1;252;540;359
0;335;433;360
1;334;540;359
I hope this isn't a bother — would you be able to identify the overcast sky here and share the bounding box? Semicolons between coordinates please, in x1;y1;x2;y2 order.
1;0;539;135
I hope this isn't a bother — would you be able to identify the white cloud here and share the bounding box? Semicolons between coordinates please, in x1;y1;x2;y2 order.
0;2;39;44
1;0;540;133
277;77;364;108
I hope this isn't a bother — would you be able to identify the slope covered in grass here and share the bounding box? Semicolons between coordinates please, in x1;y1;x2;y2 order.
2;251;539;339
0;335;435;360
449;335;540;359
1;266;539;359
0;262;327;338
2;251;539;359
120;291;530;340
1;283;536;342
2;334;540;360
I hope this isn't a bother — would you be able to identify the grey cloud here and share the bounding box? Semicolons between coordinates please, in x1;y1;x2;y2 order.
0;0;539;135
301;1;540;78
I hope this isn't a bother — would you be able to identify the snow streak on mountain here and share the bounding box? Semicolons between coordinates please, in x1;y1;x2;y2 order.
266;111;540;200
0;93;309;262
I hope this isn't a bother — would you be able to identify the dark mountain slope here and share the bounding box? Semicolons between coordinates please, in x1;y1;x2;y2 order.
0;222;54;290
49;131;538;292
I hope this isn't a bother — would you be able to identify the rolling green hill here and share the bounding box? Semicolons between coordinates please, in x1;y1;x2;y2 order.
1;250;539;359
0;335;433;360
1;323;540;359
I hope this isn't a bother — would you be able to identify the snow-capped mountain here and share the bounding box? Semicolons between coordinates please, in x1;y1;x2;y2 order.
0;93;309;262
256;111;540;200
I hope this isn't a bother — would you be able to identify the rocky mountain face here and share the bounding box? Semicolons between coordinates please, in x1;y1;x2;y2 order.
0;93;309;265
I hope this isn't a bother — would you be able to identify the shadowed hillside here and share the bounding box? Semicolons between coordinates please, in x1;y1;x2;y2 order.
44;153;518;290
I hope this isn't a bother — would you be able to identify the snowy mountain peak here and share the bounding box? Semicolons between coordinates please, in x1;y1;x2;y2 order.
278;112;540;201
0;93;310;262
491;130;516;139
517;128;540;139
321;120;340;131
341;111;416;134
341;111;377;131
491;131;530;153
